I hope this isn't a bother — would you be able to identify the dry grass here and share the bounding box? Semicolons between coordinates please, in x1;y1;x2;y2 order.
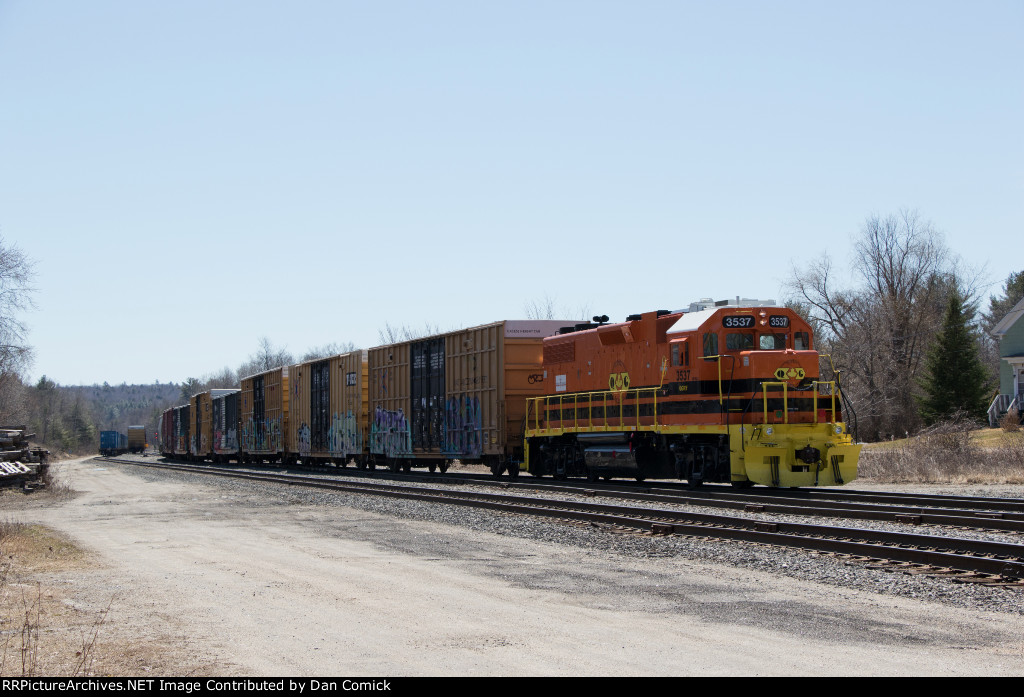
1000;408;1020;433
859;418;1024;484
0;521;106;677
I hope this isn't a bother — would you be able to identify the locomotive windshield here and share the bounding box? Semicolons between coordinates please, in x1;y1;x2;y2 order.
759;333;787;350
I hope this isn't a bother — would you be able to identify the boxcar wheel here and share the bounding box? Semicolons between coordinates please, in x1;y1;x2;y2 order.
428;463;437;473
439;461;450;474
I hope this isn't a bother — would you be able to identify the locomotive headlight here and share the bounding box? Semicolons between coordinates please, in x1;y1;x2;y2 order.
765;426;774;436
834;425;843;435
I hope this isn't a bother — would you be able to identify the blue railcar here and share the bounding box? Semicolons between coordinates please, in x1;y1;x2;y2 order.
99;430;128;456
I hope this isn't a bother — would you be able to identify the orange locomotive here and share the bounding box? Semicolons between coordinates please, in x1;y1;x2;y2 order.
523;299;860;487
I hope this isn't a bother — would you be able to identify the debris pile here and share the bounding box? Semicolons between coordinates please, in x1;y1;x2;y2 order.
0;425;49;490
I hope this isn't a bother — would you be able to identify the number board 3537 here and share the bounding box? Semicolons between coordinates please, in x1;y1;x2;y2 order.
723;315;755;329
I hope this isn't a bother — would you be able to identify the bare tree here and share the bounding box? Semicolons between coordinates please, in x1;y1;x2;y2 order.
377;323;443;345
236;337;294;379
0;236;36;424
300;342;357;362
524;295;558;320
523;295;591;322
203;366;238;389
787;210;972;440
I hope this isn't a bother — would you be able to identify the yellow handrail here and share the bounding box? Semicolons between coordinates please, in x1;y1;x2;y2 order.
525;386;664;434
762;381;789;424
812;381;838;424
703;355;724;404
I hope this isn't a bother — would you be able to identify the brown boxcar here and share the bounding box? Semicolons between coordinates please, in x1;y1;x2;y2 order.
159;408;174;457
211;389;241;462
368;320;569;475
240;366;290;464
190;389;238;461
127;425;146;453
289;350;368;466
172;404;190;458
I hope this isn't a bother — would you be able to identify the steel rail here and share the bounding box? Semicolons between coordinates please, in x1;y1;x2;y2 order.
102;457;1024;581
124;455;1024;532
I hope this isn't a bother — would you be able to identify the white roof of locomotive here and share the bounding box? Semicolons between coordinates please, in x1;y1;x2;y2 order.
666;297;781;334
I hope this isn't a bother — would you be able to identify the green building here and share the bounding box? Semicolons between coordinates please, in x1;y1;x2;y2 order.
989;297;1024;426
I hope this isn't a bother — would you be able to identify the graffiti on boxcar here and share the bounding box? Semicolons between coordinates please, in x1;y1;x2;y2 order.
328;411;362;456
214;427;239;453
241;416;283;453
370;406;411;458
297;422;311;456
442;395;482;458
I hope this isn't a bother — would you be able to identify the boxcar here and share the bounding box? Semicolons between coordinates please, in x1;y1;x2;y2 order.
368;320;569;475
240;366;290;464
289;351;367;467
211;389;241;463
99;430;127;456
172;404;191;459
127;425;146;453
159;408;174;457
189;389;237;461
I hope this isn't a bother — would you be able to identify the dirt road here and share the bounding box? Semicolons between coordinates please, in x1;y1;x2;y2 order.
7;457;1024;676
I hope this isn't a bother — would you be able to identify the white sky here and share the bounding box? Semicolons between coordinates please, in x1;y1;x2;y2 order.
1;0;1020;385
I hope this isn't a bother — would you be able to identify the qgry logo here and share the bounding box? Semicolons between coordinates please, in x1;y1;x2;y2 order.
774;367;805;380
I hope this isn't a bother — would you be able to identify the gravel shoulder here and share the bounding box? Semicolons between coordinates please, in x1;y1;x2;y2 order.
4;456;1024;676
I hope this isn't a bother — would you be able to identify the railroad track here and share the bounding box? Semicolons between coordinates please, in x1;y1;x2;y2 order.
119;455;1024;533
100;456;1024;586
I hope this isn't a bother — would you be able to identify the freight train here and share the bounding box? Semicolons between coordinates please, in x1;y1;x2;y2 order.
157;299;860;487
100;426;147;456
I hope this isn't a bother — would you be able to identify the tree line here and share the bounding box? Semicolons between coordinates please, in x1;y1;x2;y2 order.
787;210;1021;440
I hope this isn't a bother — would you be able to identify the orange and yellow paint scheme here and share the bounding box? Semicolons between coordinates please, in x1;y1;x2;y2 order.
523;305;860;487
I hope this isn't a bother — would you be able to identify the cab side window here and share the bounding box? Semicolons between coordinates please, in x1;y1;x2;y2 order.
703;332;718;357
794;332;810;350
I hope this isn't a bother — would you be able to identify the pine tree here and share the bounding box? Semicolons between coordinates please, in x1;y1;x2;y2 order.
917;284;991;424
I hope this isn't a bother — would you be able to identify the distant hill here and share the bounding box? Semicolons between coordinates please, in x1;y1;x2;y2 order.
67;382;183;434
